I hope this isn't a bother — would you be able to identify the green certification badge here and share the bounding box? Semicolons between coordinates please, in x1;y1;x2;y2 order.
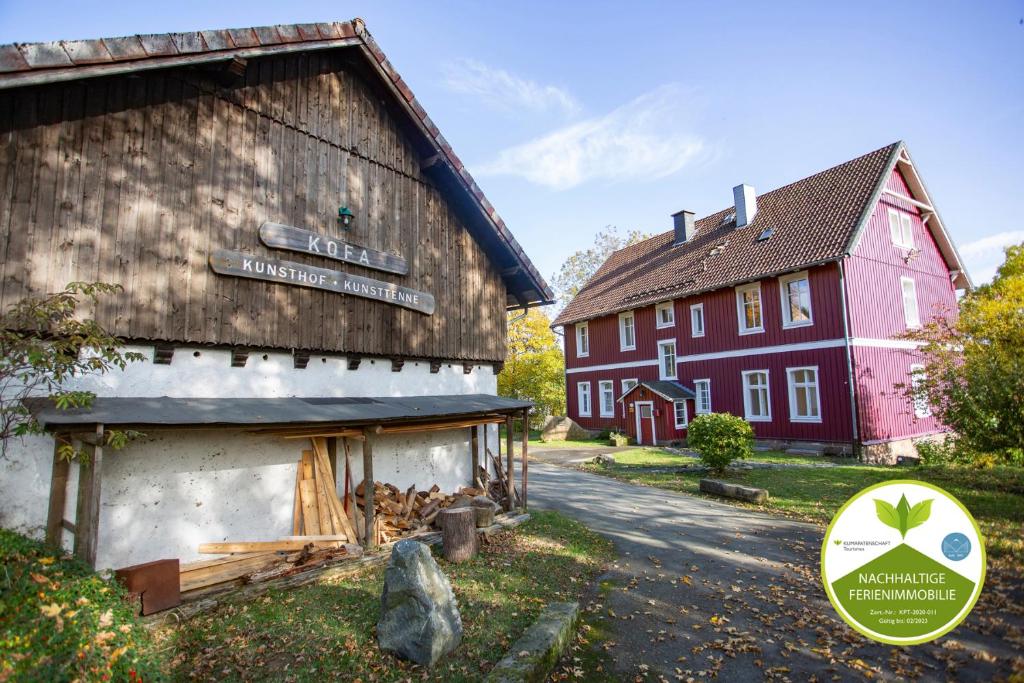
821;480;985;645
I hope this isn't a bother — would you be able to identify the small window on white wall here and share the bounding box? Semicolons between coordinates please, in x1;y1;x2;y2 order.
673;400;688;429
888;207;914;249
787;366;821;423
577;382;591;417
742;370;771;422
779;271;813;328
656;302;675;328
576;322;589;357
658;340;677;380
901;277;920;328
910;364;930;418
690;303;705;337
694;379;711;414
736;283;764;334
618;311;636;351
599;380;615;417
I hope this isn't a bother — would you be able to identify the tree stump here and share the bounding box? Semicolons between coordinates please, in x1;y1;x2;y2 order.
472;496;496;528
439;508;477;563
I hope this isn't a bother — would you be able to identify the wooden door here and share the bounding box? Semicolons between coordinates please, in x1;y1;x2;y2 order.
635;401;656;445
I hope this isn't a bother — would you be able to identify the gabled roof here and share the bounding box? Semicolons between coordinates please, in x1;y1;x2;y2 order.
619;380;696;403
554;142;969;326
0;19;553;309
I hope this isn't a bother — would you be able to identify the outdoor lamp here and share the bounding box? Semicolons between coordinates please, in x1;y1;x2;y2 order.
338;206;355;228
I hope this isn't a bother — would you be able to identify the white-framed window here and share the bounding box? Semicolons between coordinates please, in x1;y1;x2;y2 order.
742;370;771;422
900;276;920;328
673;400;688;429
618;311;636;351
621;378;638;417
736;283;764;335
657;340;677;380
779;271;813;328
910;364;931;418
598;380;615;417
575;322;589;357
786;366;821;423
690;303;705;337
577;382;592;417
694;379;711;414
656;302;675;329
888;207;914;249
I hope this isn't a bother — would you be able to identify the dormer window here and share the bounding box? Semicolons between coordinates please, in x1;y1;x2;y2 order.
888;207;914;249
655;302;675;329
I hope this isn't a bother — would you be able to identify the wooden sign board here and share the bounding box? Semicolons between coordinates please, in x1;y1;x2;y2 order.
259;222;408;276
209;250;435;315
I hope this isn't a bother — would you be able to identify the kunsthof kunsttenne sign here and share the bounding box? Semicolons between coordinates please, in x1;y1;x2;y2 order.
259;222;408;275
209;249;435;315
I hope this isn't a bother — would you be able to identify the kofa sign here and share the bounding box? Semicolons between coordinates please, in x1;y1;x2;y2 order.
259;222;408;276
209;249;435;315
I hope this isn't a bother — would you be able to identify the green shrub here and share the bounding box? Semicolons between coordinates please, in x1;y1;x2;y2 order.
687;413;754;473
0;529;161;682
914;437;1024;468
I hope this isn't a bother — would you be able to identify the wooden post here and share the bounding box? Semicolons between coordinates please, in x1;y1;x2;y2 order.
504;415;514;511
362;428;376;550
470;425;480;488
327;436;338;485
74;424;104;568
45;434;70;548
521;408;529;510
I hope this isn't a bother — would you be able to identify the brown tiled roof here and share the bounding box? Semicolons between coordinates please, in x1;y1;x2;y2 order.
0;19;553;307
553;143;903;326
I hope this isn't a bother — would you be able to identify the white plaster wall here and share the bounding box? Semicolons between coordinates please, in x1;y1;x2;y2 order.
0;344;500;568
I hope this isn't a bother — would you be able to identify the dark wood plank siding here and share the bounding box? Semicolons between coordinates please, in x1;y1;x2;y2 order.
0;52;507;362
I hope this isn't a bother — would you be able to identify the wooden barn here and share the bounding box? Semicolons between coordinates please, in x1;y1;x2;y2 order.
0;19;552;571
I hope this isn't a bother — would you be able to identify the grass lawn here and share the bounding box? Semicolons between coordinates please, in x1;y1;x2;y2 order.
604;446;849;467
500;428;608;453
154;511;613;682
582;451;1024;567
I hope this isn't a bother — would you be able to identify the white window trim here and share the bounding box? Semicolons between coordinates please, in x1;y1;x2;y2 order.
910;364;931;418
655;301;675;329
778;271;814;329
736;283;765;335
598;380;615;418
620;378;638;417
618;311;636;351
888;207;915;249
576;322;589;357
673;400;688;429
741;369;772;422
786;366;822;423
690;303;705;338
577;381;592;417
900;276;920;328
694;378;712;414
657;339;678;380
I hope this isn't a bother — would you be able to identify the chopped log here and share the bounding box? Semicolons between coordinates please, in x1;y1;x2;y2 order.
429;484;440;493
472;496;496;528
439;508;477;563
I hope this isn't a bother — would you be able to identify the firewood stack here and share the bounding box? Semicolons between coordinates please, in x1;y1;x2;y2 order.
354;481;491;545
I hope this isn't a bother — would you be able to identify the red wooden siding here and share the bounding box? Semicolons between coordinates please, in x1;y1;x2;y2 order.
621;388;692;445
852;345;945;442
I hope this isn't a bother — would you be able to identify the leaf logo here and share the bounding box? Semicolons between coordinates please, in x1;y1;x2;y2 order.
833;539;842;546
874;494;932;539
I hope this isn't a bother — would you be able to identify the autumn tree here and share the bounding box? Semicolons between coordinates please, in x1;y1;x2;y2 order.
550;226;650;311
497;308;565;427
904;243;1024;464
0;282;145;460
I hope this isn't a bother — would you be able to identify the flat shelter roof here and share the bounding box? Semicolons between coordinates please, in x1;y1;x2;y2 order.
26;394;532;430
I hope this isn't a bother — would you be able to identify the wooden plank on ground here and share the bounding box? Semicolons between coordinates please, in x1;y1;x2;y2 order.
179;552;270;572
180;553;284;592
198;540;340;554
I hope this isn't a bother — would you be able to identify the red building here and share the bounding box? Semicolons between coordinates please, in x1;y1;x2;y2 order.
553;143;970;462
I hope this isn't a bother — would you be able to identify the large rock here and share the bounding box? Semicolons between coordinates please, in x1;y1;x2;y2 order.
377;540;462;667
540;416;591;442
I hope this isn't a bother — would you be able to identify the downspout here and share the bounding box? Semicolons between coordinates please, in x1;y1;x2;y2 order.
838;259;861;459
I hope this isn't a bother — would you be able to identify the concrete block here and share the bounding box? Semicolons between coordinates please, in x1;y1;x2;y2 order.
486;602;579;682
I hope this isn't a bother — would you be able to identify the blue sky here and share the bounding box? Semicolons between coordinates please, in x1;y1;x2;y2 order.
2;1;1022;286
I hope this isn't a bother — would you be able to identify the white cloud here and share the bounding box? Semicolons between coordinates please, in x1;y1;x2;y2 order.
959;230;1024;284
442;58;580;117
474;85;708;190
